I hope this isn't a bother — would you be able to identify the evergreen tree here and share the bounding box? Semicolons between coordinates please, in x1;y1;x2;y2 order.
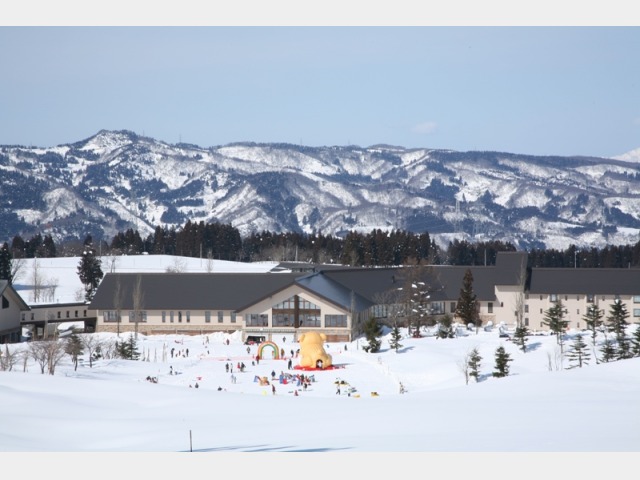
566;334;590;369
512;324;529;353
116;334;140;360
389;323;403;353
492;345;513;378
455;268;480;333
468;347;482;382
606;299;631;359
599;338;617;363
77;245;104;301
631;325;640;357
0;242;12;284
362;316;382;353
542;300;568;345
64;333;84;371
436;314;455;339
582;303;604;351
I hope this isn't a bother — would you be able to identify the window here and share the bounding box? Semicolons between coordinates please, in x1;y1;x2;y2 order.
576;295;580;301
218;311;223;323
325;314;347;327
246;314;268;327
1;296;8;309
128;311;147;323
31;312;34;320
103;311;118;322
300;313;321;327
66;311;70;318
372;304;388;318
272;295;321;327
634;296;640;304
21;313;25;321
273;313;294;327
587;294;594;303
186;311;190;323
577;309;580;315
57;312;61;319
634;309;640;318
524;305;529;313
430;302;445;315
524;318;529;326
450;302;456;313
178;311;182;323
550;294;558;302
83;310;87;317
205;311;211;323
231;312;236;323
74;310;78;318
488;302;493;314
564;295;568;301
162;311;166;323
170;311;174;323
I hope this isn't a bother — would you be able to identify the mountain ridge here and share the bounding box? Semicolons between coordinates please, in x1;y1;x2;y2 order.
2;129;640;250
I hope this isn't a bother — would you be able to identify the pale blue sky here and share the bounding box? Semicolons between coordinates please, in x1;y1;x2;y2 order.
1;27;639;157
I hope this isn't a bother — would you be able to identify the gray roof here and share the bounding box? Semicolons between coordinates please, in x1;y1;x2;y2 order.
1;280;30;310
320;258;526;303
89;252;531;313
529;268;640;295
294;271;374;312
90;272;303;311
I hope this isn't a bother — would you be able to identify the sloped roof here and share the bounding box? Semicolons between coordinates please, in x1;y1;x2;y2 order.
0;280;30;310
529;268;640;295
89;252;530;313
294;271;374;312
90;272;303;311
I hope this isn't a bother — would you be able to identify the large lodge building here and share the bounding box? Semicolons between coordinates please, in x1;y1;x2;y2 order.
3;251;640;343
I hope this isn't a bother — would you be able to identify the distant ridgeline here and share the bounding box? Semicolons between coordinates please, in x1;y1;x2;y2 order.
2;130;640;252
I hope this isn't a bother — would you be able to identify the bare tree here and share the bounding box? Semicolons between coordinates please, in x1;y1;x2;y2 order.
514;256;528;328
31;257;42;302
46;341;66;375
205;250;215;273
45;276;59;302
113;275;124;337
396;262;440;337
132;275;145;339
0;344;20;371
80;335;105;368
166;257;186;273
104;254;119;273
74;287;85;302
28;341;50;374
371;287;405;328
458;350;471;385
11;257;25;283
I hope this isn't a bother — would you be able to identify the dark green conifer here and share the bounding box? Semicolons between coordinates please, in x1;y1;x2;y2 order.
492;345;512;378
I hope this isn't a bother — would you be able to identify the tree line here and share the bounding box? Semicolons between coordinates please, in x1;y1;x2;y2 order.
4;220;640;277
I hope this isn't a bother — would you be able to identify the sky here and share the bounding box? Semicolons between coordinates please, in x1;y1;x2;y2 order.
2;255;639;475
1;4;639;159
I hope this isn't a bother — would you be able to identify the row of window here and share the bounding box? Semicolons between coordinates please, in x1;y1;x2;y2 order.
246;313;348;328
544;294;640;303
103;310;245;324
23;309;88;321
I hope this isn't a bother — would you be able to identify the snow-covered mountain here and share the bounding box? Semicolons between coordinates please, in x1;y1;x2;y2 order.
2;129;640;250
